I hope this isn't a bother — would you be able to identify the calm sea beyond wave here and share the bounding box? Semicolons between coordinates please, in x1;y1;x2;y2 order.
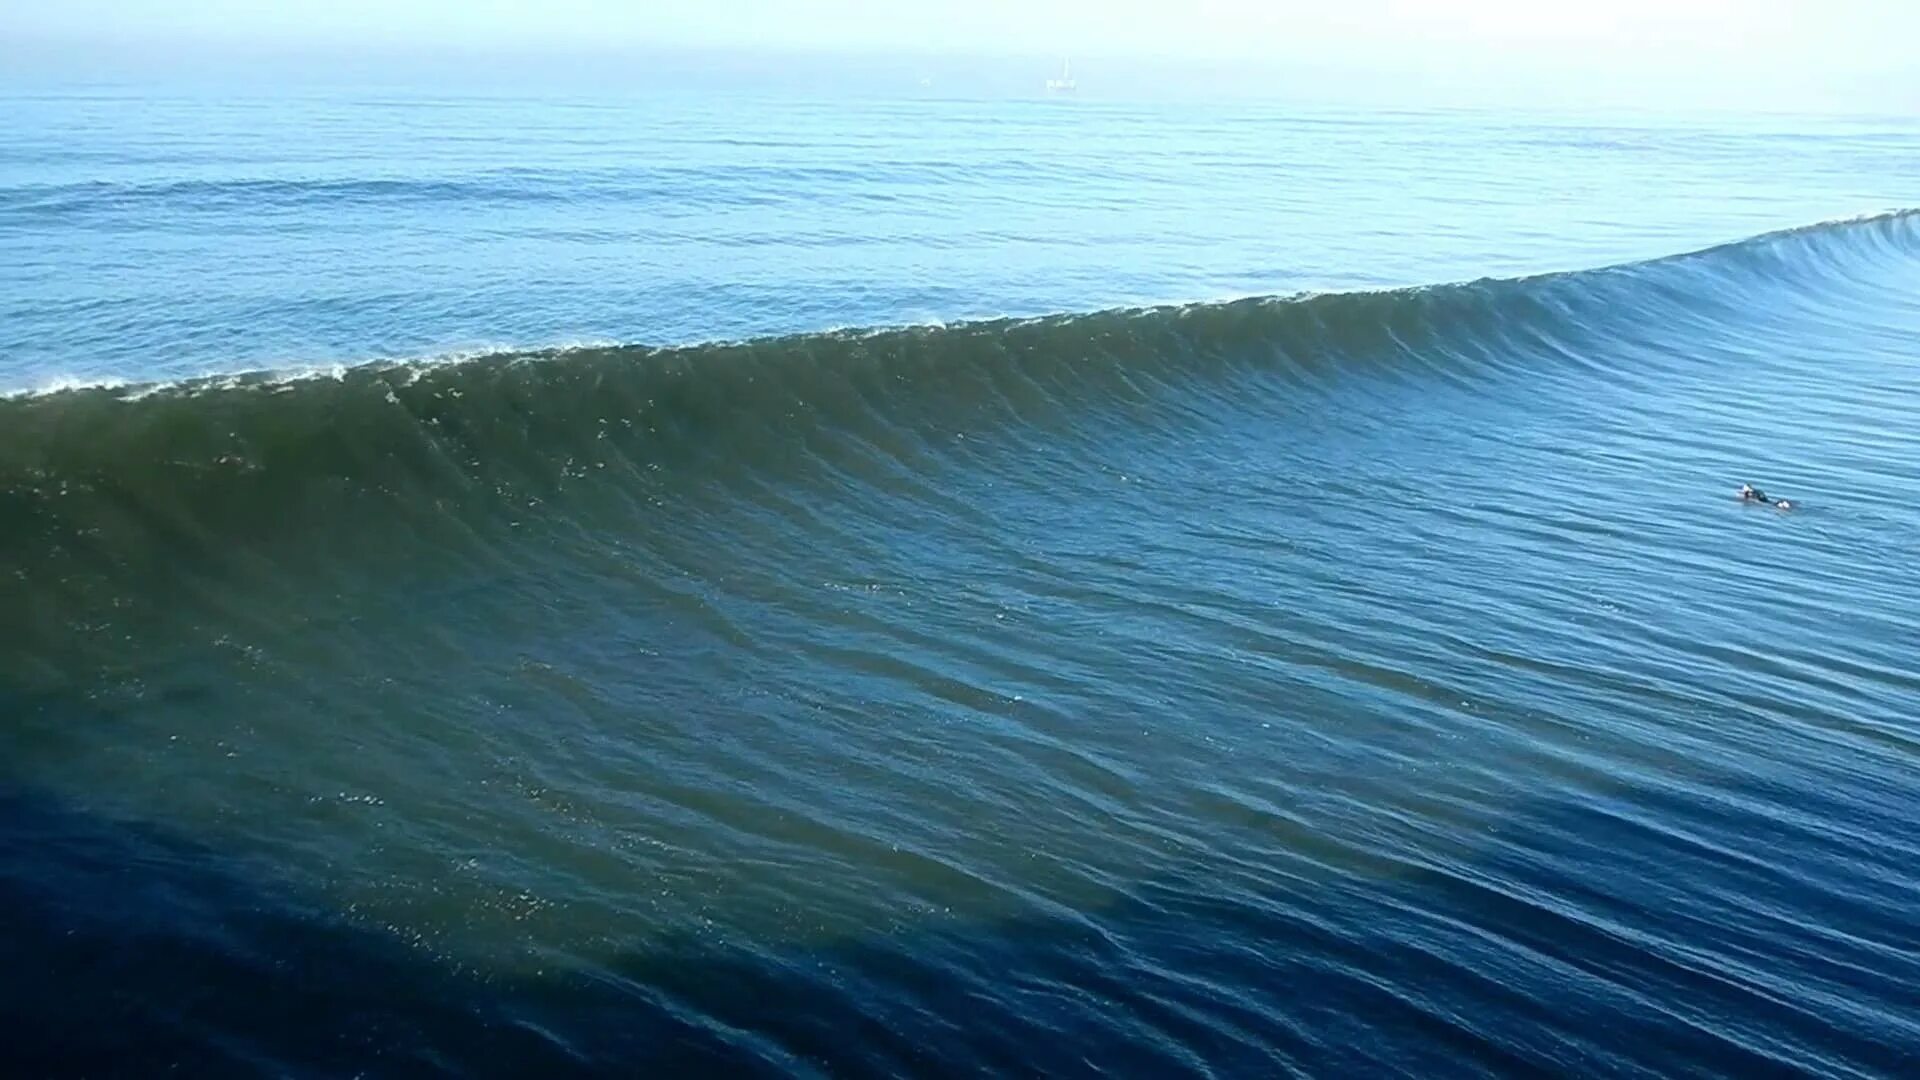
3;85;1920;1077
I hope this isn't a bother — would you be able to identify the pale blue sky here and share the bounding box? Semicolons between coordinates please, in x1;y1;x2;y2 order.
6;1;1916;111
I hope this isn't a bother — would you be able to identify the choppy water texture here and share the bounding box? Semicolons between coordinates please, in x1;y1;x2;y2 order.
3;87;1920;1077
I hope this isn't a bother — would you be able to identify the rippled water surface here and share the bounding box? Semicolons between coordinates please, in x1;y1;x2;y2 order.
2;86;1919;1076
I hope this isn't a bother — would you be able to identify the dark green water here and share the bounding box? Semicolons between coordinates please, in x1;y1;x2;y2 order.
5;208;1920;1074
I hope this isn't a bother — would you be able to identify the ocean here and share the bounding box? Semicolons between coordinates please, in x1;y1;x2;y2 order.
3;83;1919;1076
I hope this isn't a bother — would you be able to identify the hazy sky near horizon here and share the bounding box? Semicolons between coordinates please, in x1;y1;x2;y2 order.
5;0;1915;111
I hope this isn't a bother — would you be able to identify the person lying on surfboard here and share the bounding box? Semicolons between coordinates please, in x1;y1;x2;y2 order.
1738;483;1793;510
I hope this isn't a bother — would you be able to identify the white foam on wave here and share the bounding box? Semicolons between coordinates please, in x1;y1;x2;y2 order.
0;338;632;404
0;374;131;400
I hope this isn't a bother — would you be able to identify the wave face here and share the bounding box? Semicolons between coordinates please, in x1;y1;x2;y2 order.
7;210;1920;1076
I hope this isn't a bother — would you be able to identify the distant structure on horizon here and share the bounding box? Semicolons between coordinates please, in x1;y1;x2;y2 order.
1046;58;1076;94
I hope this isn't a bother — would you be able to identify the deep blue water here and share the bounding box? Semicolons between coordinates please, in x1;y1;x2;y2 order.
3;85;1919;1077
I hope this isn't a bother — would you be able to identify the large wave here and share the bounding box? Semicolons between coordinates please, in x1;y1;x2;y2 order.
3;209;1916;691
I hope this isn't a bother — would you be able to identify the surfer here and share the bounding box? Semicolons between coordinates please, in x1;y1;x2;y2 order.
1738;483;1792;510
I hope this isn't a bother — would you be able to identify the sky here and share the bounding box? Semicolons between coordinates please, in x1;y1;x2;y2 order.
4;0;1916;112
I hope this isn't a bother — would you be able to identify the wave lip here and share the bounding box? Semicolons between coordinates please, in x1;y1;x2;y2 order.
4;206;1916;408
